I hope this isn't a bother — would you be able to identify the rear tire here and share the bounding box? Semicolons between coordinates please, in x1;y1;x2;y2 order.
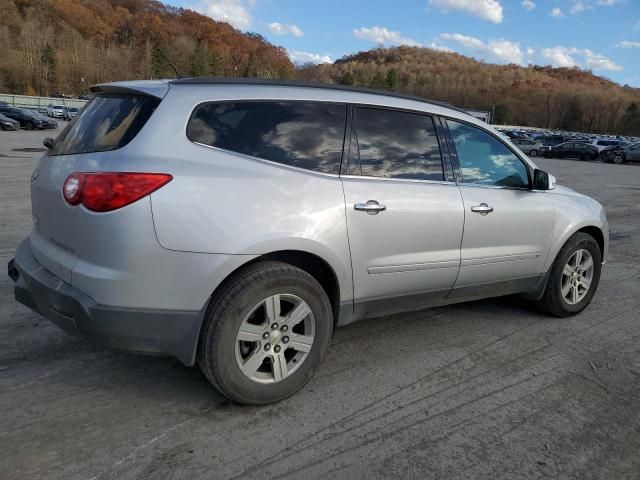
529;149;538;157
25;121;34;130
612;153;625;164
197;261;333;405
536;233;602;317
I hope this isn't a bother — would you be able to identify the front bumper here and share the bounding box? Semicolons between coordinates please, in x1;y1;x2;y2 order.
8;239;204;365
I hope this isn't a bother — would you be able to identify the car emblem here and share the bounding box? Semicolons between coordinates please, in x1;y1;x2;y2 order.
31;169;39;182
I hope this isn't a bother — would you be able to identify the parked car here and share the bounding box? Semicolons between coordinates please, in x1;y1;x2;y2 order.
30;111;58;129
8;79;608;405
545;141;599;161
0;106;46;130
511;138;542;157
63;107;79;120
47;104;65;118
591;139;627;153
601;142;640;164
0;112;20;131
532;134;566;154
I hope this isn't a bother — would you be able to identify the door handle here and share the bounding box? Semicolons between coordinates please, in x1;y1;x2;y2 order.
470;203;493;215
354;200;386;214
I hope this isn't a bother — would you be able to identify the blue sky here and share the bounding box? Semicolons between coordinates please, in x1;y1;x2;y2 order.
165;0;640;87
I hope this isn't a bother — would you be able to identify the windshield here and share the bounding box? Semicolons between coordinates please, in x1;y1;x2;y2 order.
50;93;159;156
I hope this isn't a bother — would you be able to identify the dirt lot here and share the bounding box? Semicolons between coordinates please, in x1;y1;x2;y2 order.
1;127;639;480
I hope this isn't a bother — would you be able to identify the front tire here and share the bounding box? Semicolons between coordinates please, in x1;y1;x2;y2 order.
198;261;333;405
536;233;602;317
529;149;538;157
25;121;34;130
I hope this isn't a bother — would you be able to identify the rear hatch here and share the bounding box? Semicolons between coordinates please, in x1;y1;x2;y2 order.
30;90;163;283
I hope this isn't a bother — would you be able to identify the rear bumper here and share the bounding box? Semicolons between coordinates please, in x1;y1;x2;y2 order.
9;239;204;365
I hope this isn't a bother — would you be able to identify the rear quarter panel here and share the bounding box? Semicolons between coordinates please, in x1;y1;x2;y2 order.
121;85;354;304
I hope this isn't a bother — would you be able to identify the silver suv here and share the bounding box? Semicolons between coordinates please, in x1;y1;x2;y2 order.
9;79;608;404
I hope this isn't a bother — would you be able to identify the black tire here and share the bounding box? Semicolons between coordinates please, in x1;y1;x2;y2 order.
197;261;333;405
580;153;589;161
536;232;602;317
529;149;538;157
25;121;34;130
612;153;625;164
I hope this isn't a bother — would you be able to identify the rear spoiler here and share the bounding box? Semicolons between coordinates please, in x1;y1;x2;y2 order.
90;80;170;99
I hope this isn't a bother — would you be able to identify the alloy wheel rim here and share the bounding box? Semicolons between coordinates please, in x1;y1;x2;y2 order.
561;249;594;305
613;154;623;164
234;294;315;384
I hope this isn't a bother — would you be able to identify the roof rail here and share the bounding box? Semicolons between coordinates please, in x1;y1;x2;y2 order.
169;77;468;114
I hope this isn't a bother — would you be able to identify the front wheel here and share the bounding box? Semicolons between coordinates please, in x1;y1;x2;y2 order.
612;153;625;164
198;261;333;405
536;233;602;317
529;149;538;157
24;121;34;130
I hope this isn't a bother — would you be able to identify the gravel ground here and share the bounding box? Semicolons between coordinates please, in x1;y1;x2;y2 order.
1;127;639;480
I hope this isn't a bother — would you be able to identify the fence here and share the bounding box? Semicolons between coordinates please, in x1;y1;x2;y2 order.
0;93;88;111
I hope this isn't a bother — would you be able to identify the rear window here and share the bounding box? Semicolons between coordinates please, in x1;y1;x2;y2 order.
50;94;159;156
187;101;346;174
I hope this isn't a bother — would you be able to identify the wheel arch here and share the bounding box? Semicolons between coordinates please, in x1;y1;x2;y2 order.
187;246;351;366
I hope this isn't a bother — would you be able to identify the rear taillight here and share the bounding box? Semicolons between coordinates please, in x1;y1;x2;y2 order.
63;172;172;212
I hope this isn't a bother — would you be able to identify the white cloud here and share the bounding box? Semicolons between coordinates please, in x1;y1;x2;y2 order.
541;46;622;71
541;47;577;67
597;0;617;5
268;22;303;37
427;42;455;52
521;0;535;11
353;26;421;46
583;49;623;70
526;47;535;55
195;0;255;30
570;1;586;14
428;0;503;23
439;33;524;63
617;40;640;48
287;50;332;65
550;7;564;17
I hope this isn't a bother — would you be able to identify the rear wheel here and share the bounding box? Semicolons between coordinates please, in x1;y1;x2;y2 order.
529;149;538;157
580;153;590;161
536;233;601;317
198;261;333;405
612;153;625;164
25;121;34;130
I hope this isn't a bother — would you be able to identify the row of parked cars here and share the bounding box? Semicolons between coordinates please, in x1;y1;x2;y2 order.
497;128;639;164
0;104;58;131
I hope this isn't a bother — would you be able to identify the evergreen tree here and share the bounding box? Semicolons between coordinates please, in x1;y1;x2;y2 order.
189;43;209;77
338;71;355;86
385;68;398;90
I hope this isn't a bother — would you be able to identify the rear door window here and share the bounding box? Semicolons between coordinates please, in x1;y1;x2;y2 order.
187;101;346;174
351;107;445;181
50;94;159;156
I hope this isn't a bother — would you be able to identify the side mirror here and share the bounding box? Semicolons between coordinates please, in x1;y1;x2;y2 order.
43;137;54;150
533;169;556;190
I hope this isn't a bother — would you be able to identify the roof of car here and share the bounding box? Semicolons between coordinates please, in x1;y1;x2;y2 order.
169;77;469;114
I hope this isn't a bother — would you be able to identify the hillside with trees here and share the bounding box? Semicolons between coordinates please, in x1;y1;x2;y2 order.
0;0;293;96
296;47;640;136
